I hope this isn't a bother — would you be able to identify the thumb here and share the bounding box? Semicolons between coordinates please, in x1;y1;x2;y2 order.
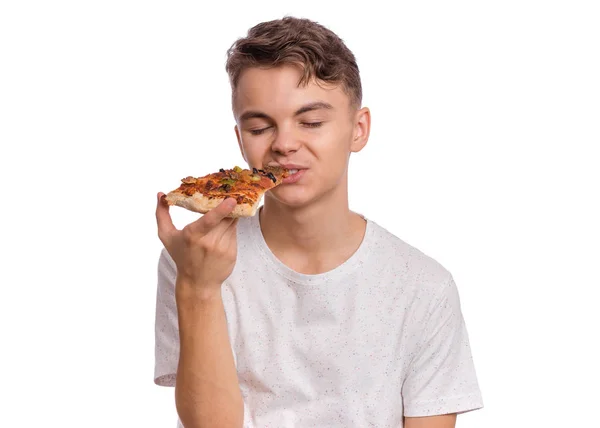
156;192;177;245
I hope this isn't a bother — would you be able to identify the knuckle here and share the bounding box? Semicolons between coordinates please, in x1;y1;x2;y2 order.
199;240;213;252
204;236;219;251
182;227;212;249
216;241;234;257
182;227;195;243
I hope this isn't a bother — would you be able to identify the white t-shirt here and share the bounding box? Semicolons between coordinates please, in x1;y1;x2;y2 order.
154;214;484;427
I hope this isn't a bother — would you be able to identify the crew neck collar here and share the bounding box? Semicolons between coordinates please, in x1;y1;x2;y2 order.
249;209;375;285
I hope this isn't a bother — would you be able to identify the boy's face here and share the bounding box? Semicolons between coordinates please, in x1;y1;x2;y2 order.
233;64;370;209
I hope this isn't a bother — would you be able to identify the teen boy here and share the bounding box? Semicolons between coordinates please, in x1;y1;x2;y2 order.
155;16;483;428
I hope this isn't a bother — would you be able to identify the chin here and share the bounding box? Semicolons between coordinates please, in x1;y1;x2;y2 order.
266;185;317;208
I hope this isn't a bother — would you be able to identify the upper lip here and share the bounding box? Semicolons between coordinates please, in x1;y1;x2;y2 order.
268;163;307;170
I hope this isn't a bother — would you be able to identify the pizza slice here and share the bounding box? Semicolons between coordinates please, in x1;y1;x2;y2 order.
164;165;290;217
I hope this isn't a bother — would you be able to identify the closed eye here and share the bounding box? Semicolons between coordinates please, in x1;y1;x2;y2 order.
249;127;272;135
302;122;323;128
249;122;322;135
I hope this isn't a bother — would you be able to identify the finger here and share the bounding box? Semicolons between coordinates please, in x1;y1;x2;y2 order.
219;217;239;236
227;218;239;231
206;216;235;233
223;218;239;239
218;217;239;247
156;192;177;244
190;198;238;234
204;216;236;239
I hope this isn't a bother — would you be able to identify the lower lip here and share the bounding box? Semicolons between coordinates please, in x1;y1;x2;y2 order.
282;169;306;184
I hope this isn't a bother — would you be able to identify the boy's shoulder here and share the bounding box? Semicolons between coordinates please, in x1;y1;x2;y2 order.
366;218;453;291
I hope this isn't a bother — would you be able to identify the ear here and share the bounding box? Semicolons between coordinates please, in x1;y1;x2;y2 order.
350;107;371;153
234;124;247;162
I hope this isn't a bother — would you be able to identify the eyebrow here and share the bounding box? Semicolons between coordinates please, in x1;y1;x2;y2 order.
239;101;334;122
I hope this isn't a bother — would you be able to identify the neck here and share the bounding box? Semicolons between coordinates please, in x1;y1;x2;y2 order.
259;178;364;255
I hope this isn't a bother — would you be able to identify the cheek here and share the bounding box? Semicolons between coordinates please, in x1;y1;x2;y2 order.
318;128;352;166
240;140;268;163
312;140;351;184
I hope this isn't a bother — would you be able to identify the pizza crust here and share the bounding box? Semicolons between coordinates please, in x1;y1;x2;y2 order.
165;191;262;217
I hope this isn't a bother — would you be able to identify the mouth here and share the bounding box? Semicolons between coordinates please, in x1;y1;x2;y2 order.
281;168;306;184
266;164;307;177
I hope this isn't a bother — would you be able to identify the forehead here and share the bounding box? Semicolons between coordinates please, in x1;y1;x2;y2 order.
233;65;349;118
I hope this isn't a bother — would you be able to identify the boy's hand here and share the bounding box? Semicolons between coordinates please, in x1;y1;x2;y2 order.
155;192;239;298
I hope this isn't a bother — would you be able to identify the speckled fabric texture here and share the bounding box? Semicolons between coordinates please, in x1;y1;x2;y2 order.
154;215;483;427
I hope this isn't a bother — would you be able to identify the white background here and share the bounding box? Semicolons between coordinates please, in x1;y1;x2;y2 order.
1;0;598;427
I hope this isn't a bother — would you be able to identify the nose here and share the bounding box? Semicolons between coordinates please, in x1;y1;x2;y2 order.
271;127;300;155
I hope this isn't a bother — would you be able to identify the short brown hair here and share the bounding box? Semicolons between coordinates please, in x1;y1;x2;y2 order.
225;16;362;108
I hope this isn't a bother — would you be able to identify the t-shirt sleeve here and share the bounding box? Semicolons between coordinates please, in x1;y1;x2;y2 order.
401;275;484;417
154;248;179;387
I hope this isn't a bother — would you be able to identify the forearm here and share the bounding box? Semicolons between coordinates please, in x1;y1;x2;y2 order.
175;280;243;428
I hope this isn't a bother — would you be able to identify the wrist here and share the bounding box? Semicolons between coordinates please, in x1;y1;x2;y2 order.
175;277;223;303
